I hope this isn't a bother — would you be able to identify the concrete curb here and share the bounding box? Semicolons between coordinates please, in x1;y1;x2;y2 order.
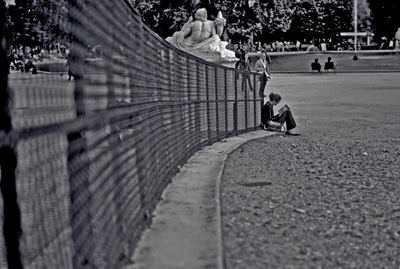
127;130;274;269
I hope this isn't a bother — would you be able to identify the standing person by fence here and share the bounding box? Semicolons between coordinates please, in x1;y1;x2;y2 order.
255;51;271;97
235;50;253;92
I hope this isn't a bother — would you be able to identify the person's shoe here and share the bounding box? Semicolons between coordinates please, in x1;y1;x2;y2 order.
285;130;300;136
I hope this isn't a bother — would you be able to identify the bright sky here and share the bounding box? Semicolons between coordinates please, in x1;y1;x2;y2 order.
5;0;15;5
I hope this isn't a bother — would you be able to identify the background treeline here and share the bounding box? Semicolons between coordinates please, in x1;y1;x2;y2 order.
3;0;68;50
130;0;399;45
2;0;399;49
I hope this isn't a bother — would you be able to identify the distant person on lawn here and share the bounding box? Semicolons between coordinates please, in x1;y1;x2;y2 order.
324;57;334;70
261;92;299;136
311;59;321;72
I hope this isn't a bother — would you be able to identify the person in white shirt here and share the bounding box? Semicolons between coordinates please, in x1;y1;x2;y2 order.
254;51;271;97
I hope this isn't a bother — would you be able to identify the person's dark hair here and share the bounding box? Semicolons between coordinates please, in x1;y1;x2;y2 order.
314;58;319;63
261;50;268;57
327;57;332;61
269;92;281;102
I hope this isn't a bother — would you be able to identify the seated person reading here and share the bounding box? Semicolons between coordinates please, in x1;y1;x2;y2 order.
261;92;299;135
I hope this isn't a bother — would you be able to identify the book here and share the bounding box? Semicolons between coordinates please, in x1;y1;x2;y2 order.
278;104;290;114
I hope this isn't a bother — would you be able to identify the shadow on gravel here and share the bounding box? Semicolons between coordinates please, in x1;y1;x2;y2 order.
240;182;272;187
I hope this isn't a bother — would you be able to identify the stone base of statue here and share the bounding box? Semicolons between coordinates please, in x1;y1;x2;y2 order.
166;33;238;68
189;49;237;68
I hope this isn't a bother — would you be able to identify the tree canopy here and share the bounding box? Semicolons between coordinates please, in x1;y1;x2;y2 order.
131;0;374;44
368;0;400;41
5;0;68;49
4;0;398;49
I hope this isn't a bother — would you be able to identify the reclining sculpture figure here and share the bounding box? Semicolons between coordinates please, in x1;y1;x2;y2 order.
166;8;236;60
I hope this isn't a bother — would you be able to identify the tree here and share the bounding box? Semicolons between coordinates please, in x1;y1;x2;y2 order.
125;0;376;45
129;0;207;37
7;0;37;48
32;0;68;48
130;0;294;41
368;0;400;43
6;0;68;50
355;0;371;32
214;0;265;42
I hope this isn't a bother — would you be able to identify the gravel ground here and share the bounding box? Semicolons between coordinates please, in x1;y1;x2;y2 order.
220;74;400;269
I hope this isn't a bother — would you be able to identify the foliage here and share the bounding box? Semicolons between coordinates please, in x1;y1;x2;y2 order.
129;0;217;37
130;0;374;44
6;0;396;50
6;0;68;49
32;0;68;45
211;0;294;42
368;0;400;42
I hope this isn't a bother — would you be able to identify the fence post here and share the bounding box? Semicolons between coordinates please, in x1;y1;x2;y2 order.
253;74;258;129
214;66;220;139
206;65;211;143
195;62;201;143
67;2;97;266
0;6;23;268
65;41;97;269
233;70;238;134
244;73;248;131
223;69;227;135
106;56;129;264
187;57;197;147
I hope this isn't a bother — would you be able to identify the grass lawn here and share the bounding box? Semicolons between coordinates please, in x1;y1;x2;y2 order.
35;50;400;74
268;50;400;72
36;60;67;72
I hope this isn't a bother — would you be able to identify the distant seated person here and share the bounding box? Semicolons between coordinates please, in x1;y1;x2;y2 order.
324;57;334;70
311;59;321;72
24;59;37;74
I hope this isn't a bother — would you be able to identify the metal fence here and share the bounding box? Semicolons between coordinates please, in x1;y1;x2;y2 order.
0;1;263;268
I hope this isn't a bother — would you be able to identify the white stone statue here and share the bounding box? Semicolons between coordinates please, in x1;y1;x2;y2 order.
166;9;236;61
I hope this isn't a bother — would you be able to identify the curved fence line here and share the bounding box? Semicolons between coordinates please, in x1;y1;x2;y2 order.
0;1;263;268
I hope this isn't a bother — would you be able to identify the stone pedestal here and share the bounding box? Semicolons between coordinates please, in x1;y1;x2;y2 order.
190;50;238;68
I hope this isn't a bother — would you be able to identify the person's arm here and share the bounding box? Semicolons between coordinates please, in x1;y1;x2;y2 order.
266;55;271;64
235;60;241;69
271;110;279;121
211;21;217;36
181;16;193;32
246;62;251;72
182;23;192;38
262;103;277;125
